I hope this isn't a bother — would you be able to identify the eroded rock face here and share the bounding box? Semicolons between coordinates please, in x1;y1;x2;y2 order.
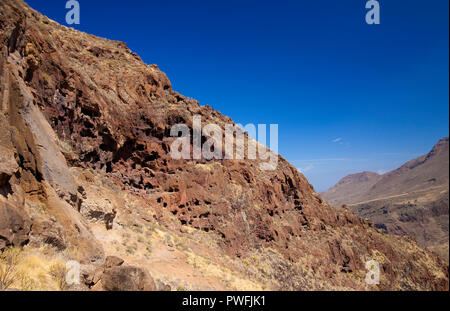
0;111;30;250
0;199;30;250
0;113;18;197
0;0;104;264
0;0;448;290
79;185;117;229
0;0;352;262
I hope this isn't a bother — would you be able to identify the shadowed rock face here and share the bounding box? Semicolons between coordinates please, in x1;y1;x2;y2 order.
0;0;448;290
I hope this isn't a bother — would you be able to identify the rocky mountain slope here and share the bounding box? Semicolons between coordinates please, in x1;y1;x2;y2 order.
0;0;448;290
323;137;449;206
322;137;449;261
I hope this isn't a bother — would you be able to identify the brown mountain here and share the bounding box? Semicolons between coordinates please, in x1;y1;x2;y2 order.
322;137;449;261
320;171;383;206
0;0;448;290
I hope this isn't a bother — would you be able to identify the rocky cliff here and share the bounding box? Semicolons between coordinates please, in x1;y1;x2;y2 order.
0;0;448;290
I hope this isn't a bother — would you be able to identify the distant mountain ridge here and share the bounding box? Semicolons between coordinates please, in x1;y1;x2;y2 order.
322;137;449;206
320;171;382;206
322;137;449;261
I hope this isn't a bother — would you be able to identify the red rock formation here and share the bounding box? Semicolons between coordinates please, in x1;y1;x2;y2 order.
0;0;448;290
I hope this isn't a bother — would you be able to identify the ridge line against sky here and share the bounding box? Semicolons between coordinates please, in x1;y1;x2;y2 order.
25;0;449;191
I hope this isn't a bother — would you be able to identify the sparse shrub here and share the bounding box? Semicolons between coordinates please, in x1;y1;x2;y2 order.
126;246;134;254
132;225;143;234
146;223;156;234
252;256;259;265
125;242;138;254
0;248;20;290
50;263;68;291
18;272;38;291
146;242;152;253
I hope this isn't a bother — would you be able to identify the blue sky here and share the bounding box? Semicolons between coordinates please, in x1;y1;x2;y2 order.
26;0;449;191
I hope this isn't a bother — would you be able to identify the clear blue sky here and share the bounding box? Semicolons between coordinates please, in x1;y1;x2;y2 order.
26;0;449;192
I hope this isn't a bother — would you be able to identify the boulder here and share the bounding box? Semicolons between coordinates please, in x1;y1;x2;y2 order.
80;264;104;287
104;256;124;269
101;265;156;291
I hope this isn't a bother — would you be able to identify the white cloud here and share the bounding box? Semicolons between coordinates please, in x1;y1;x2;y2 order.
377;169;389;175
299;164;314;173
332;138;343;143
293;158;367;163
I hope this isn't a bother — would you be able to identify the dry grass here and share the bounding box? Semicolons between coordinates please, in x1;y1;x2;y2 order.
0;246;69;291
0;247;20;290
